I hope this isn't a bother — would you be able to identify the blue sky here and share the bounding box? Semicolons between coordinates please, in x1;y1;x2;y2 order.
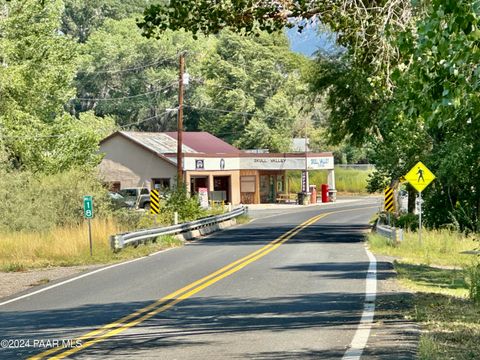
286;26;337;57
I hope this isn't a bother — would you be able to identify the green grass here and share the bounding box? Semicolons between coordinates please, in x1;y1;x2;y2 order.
412;292;480;360
235;214;251;224
368;229;480;359
368;229;477;267
287;167;372;194
395;261;469;297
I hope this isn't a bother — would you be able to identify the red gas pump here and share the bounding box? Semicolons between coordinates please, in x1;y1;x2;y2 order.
321;184;329;203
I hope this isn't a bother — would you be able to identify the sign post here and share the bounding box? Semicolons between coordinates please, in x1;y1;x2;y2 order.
404;162;436;245
83;196;94;256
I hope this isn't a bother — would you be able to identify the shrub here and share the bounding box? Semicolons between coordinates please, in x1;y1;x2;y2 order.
162;186;205;222
0;167;111;232
395;213;419;231
466;262;480;304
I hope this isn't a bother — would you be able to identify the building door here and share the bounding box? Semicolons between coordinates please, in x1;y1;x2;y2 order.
260;175;269;203
190;177;208;195
213;176;230;203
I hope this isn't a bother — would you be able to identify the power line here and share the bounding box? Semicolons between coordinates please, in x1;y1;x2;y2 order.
184;105;258;117
74;82;176;102
76;51;199;76
0;109;176;140
199;82;272;100
76;55;179;75
119;109;175;130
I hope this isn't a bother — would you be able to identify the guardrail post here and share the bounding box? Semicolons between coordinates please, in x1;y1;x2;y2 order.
110;235;124;252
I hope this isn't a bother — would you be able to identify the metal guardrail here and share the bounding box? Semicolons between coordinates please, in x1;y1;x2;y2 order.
376;221;403;242
110;206;247;251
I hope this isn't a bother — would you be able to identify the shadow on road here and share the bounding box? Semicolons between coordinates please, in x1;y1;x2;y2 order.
191;223;371;248
1;289;415;359
0;210;417;359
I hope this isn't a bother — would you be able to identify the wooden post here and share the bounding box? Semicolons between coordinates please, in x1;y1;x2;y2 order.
177;53;185;187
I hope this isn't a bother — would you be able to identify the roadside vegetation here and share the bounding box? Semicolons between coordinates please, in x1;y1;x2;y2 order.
287;167;372;194
0;218;183;272
368;230;480;359
0;173;227;272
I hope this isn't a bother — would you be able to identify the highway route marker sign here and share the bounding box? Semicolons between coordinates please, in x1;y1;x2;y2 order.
83;195;93;219
404;161;436;193
83;195;93;256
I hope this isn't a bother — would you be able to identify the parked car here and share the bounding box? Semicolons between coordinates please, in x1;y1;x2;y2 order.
118;187;151;210
107;192;132;209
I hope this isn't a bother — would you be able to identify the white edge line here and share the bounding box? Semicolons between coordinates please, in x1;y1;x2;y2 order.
0;247;175;307
342;246;377;360
0;200;379;308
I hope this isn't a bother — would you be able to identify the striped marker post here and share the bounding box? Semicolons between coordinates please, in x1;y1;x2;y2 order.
150;189;160;215
384;187;395;213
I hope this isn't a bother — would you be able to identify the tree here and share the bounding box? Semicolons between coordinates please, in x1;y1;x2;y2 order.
72;17;214;131
62;0;156;42
193;30;311;151
0;0;114;173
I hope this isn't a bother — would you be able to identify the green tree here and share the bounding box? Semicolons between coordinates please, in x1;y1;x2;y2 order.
194;31;310;151
72;17;213;131
62;0;156;42
0;0;114;173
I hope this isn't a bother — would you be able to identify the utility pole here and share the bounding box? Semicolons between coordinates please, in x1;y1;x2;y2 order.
177;53;185;188
303;119;309;193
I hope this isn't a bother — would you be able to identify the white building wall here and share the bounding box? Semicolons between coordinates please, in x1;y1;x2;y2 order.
99;136;177;189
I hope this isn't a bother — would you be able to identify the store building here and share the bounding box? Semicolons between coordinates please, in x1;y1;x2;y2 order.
99;131;335;205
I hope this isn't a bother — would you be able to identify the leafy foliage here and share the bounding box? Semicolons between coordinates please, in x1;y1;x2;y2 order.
161;186;203;223
0;167;111;232
0;0;115;173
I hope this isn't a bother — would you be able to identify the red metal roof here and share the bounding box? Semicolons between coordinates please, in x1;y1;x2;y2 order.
164;132;241;154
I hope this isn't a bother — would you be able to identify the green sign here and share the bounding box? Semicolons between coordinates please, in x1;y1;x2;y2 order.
83;195;93;219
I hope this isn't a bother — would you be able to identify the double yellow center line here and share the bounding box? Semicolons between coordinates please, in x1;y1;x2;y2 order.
30;207;371;359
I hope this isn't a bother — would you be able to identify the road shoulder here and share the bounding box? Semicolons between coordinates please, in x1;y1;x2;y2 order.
0;265;101;301
363;254;420;359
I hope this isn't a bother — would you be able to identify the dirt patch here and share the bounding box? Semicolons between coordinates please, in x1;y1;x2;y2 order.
0;265;100;301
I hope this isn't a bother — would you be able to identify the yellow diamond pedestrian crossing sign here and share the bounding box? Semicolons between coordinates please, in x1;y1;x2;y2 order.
404;161;436;193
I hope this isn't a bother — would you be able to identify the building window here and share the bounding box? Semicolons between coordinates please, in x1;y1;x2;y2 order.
152;178;170;190
241;176;256;193
195;159;204;170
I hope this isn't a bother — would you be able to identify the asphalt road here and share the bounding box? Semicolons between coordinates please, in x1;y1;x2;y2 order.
0;197;381;359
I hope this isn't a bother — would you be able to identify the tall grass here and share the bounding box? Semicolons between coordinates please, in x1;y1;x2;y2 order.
368;229;477;268
287;167;372;194
0;218;183;271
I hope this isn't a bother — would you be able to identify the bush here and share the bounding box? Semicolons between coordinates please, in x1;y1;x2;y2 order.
395;213;419;231
466;262;480;304
162;186;205;222
0;167;111;232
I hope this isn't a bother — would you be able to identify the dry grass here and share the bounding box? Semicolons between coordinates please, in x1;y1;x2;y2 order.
0;218;183;271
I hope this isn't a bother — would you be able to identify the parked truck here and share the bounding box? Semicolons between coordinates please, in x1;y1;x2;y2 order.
118;187;151;210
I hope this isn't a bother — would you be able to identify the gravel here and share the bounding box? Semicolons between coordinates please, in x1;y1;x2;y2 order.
0;265;100;300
